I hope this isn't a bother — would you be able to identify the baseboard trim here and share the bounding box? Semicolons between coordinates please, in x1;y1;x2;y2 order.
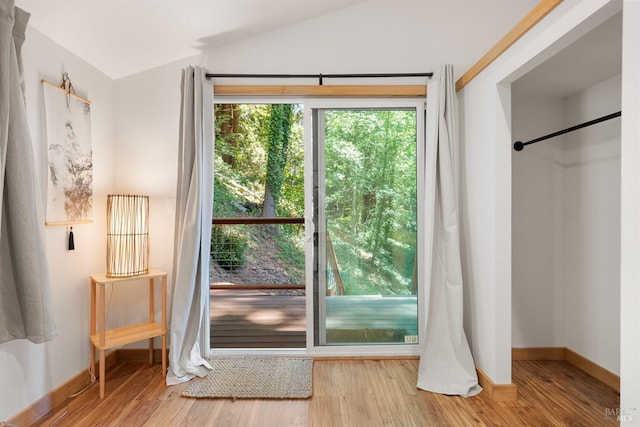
476;367;518;401
512;346;566;361
512;347;620;392
8;351;118;427
564;348;620;392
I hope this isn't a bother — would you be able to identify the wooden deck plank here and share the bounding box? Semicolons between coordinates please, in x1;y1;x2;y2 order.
210;290;306;348
209;290;418;348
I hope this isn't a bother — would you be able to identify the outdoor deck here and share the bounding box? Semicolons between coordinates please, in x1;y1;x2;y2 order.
209;289;417;348
210;289;306;348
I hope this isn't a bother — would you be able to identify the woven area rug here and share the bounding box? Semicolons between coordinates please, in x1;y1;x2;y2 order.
182;356;313;399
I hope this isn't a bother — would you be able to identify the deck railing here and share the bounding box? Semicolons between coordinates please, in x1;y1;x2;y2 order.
210;217;305;290
210;216;344;296
326;233;345;296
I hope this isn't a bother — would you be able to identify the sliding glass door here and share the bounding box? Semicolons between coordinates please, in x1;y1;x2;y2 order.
311;102;423;346
206;97;424;354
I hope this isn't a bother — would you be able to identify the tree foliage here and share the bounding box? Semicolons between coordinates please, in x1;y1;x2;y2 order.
324;110;417;296
214;104;303;218
213;104;417;296
263;104;293;217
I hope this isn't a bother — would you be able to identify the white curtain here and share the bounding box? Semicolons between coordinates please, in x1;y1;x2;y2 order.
0;1;55;344
417;65;481;397
166;66;213;385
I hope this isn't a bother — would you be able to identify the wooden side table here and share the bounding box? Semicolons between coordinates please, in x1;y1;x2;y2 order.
89;269;167;398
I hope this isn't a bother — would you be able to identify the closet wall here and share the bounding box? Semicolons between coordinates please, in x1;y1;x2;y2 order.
511;95;566;348
511;13;622;375
563;75;621;372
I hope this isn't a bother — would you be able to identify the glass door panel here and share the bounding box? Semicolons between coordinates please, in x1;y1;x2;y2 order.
210;102;306;350
315;108;419;345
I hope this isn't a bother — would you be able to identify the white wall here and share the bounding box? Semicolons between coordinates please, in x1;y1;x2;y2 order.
0;28;115;420
620;0;640;419
111;55;202;329
511;95;566;348
564;75;621;374
511;75;621;375
458;0;623;385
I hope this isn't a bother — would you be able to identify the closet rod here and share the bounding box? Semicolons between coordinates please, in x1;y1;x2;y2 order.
205;72;433;86
513;111;621;152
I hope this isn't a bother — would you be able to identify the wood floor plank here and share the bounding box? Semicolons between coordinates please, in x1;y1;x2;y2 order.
35;359;620;426
106;366;168;425
513;360;619;425
43;362;142;426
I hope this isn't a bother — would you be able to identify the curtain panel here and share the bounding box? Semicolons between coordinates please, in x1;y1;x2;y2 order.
167;66;214;384
417;64;481;397
0;0;55;344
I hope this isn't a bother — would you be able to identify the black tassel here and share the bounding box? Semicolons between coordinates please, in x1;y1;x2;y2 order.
68;227;75;250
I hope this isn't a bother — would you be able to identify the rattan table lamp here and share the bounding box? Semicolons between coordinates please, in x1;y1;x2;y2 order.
106;194;149;277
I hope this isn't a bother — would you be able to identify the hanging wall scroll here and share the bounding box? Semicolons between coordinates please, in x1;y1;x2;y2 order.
42;76;93;225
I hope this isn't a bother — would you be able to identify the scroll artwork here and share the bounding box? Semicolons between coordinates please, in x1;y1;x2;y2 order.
43;80;93;225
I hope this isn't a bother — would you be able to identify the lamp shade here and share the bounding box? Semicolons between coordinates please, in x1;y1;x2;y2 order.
106;194;149;277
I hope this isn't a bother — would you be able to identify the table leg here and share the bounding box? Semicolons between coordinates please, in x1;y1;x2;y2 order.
149;277;154;364
99;349;105;398
89;342;95;380
98;285;105;348
98;283;106;398
162;275;167;374
162;334;167;375
89;278;96;379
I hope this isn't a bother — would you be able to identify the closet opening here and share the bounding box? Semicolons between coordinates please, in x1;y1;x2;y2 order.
510;11;622;393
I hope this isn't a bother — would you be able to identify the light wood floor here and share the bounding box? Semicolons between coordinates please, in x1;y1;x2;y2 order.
37;359;619;426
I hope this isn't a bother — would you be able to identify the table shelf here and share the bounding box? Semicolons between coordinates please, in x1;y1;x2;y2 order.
90;321;164;350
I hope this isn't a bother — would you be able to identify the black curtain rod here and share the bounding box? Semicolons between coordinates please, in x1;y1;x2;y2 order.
513;111;622;152
205;72;433;86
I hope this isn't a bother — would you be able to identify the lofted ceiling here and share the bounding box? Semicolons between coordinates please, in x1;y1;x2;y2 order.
513;12;623;99
16;0;540;80
16;0;368;79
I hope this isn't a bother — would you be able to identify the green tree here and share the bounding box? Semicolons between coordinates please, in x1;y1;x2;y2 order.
216;104;240;167
263;104;293;217
324;109;417;295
